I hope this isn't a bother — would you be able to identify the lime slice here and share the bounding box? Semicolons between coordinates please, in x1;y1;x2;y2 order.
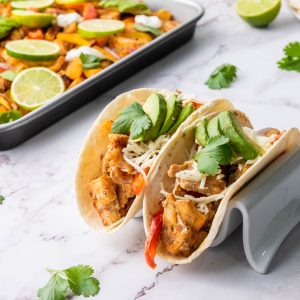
6;40;60;61
11;0;54;9
235;0;281;27
78;19;125;38
12;10;55;28
11;67;65;110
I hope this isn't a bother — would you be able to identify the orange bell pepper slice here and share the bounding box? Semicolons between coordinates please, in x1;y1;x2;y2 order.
145;211;163;269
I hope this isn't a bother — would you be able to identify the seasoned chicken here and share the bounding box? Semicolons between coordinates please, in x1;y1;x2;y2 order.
160;194;208;257
87;174;122;226
88;133;137;226
168;161;227;196
102;134;134;175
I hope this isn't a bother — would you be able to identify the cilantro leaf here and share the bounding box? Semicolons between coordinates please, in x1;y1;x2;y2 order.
196;152;219;175
130;114;152;140
38;265;100;300
38;272;69;300
64;265;100;297
278;42;300;73
0;17;19;40
134;24;161;36
0;70;17;81
112;102;145;134
80;53;102;70
0;110;22;124
0;195;4;205
205;64;237;90
195;136;233;175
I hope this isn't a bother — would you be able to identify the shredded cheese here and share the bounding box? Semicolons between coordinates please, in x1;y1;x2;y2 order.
123;135;169;181
243;127;277;151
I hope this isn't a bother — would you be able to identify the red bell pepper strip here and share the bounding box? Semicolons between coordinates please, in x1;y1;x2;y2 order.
83;3;97;20
145;211;163;269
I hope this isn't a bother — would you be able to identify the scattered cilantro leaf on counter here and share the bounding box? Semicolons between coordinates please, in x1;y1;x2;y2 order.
80;53;102;70
112;102;147;134
277;42;300;72
130;114;151;140
195;136;233;175
205;64;237;90
0;110;22;124
38;265;100;300
0;70;17;81
0;195;4;205
134;24;161;36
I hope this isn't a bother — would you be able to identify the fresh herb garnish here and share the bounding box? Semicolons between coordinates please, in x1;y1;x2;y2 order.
134;24;161;36
80;53;102;70
0;17;19;40
0;110;22;124
277;42;300;72
101;0;148;13
205;64;237;90
0;195;4;205
195;136;233;175
112;102;152;139
0;70;17;81
38;265;100;300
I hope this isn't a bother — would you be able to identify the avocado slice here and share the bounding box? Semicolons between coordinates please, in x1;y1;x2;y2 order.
207;115;222;138
217;111;263;160
167;102;195;135
138;93;167;141
195;118;209;146
159;94;182;135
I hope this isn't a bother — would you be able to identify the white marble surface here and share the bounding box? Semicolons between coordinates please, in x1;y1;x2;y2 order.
1;0;300;299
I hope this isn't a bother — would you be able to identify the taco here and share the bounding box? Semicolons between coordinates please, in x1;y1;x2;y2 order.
143;107;300;268
75;88;234;232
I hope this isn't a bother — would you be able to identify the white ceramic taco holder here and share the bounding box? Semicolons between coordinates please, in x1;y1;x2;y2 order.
211;146;300;273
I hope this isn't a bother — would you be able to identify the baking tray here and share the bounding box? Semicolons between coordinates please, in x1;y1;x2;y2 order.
0;0;204;150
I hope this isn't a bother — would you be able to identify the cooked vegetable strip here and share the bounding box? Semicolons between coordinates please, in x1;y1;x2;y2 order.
0;1;179;124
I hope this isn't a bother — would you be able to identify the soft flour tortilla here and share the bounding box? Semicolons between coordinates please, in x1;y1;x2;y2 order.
143;109;300;264
75;88;234;232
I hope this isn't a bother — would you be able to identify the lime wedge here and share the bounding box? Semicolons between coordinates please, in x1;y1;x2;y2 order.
78;19;125;38
12;10;55;28
6;40;60;61
11;0;54;9
235;0;281;27
11;67;65;110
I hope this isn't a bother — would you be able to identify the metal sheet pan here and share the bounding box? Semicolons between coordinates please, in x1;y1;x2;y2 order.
0;0;204;150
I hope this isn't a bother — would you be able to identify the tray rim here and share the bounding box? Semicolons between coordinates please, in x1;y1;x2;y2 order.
0;0;204;132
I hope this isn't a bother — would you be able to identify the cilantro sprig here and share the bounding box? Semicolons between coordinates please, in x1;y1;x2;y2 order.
0;195;4;205
134;24;161;36
277;42;300;72
205;64;237;90
112;102;152;140
80;53;102;70
195;136;233;175
38;265;100;300
0;17;19;40
0;110;22;124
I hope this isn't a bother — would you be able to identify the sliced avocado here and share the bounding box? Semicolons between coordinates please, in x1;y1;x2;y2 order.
137;93;167;141
217;111;263;160
159;94;182;135
167;102;195;135
207;115;222;138
195;118;209;146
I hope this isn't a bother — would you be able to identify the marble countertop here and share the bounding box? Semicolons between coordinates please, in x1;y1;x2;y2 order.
1;0;300;299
